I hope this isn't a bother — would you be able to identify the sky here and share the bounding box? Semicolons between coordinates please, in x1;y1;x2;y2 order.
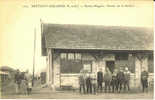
0;0;153;75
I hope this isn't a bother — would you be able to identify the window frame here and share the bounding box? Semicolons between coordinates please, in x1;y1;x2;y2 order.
60;52;83;74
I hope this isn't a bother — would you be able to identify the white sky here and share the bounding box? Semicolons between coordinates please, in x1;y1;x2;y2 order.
0;0;153;75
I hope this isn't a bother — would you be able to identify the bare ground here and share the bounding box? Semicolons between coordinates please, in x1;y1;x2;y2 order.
1;86;154;99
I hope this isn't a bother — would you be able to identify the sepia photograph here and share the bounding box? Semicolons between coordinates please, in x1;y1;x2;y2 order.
0;0;154;99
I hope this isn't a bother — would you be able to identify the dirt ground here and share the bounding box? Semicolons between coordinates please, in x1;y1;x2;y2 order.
1;80;154;99
1;86;154;99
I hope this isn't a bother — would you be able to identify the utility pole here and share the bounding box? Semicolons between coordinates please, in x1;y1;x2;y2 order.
32;28;36;87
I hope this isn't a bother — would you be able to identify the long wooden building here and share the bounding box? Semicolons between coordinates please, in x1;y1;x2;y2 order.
41;23;154;89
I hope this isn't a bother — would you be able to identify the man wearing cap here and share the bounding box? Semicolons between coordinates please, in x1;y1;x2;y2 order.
14;69;21;94
97;68;103;92
25;70;32;95
104;68;112;93
111;69;118;93
116;67;125;92
86;73;92;94
91;73;97;94
141;69;149;92
79;68;86;94
123;67;130;91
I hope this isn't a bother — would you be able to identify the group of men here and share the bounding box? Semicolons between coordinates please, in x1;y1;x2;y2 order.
14;69;32;95
79;66;149;94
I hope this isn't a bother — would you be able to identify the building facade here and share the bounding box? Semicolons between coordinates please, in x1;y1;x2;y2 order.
41;24;154;89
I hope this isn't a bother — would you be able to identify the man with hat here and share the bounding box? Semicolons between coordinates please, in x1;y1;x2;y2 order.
111;69;118;93
86;72;92;94
104;68;112;93
123;67;130;91
91;72;97;94
79;68;86;94
116;67;125;92
97;68;103;92
141;69;149;92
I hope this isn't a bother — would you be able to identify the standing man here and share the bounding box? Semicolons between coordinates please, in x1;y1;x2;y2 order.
116;67;125;93
97;68;103;93
86;73;92;94
141;70;149;92
14;69;21;94
111;69;117;93
25;70;32;95
79;68;86;94
104;68;112;93
124;67;130;91
91;73;97;95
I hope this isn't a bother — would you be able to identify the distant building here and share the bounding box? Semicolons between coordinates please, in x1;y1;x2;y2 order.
41;24;153;89
0;66;16;81
0;71;9;82
0;66;15;73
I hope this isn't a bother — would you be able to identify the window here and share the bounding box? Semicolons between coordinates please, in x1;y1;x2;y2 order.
75;53;81;60
106;61;115;73
68;53;74;60
60;60;83;73
128;54;135;73
148;54;154;73
60;53;82;73
60;53;67;59
115;53;128;60
115;53;135;73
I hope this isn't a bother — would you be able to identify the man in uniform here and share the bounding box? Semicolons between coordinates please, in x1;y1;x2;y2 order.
97;68;103;92
104;68;112;93
116;67;125;93
86;73;92;94
123;67;130;91
111;69;117;93
79;68;86;94
141;70;149;92
25;70;32;95
14;69;21;94
91;73;97;94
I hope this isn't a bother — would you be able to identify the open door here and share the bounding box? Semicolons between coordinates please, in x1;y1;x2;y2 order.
106;61;115;73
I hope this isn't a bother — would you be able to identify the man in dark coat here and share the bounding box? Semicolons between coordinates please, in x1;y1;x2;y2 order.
111;69;117;93
116;67;125;92
141;70;149;92
91;73;97;94
86;73;92;94
97;68;103;92
14;69;21;93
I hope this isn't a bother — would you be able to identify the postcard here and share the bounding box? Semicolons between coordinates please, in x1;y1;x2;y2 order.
0;0;154;99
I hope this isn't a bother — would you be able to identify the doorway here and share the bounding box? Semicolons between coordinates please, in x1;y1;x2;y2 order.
106;61;115;73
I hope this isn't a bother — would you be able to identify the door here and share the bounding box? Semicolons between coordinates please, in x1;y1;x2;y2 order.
106;61;115;73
